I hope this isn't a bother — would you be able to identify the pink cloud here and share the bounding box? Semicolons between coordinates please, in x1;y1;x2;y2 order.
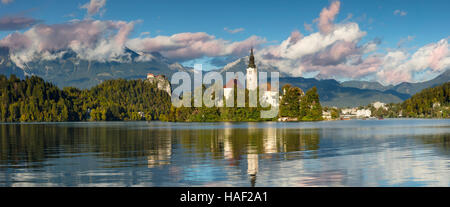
127;33;266;61
318;1;340;34
429;42;448;71
0;20;135;63
288;30;302;45
307;41;359;66
1;0;13;5
81;0;107;17
304;22;313;32
304;55;381;80
0;32;30;50
0;16;40;31
377;69;412;84
375;38;450;84
224;27;245;34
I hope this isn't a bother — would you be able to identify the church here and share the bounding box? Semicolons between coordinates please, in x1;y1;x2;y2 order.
223;49;279;107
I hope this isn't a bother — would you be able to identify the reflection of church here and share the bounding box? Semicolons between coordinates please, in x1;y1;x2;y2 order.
147;138;172;168
219;126;322;187
247;149;259;187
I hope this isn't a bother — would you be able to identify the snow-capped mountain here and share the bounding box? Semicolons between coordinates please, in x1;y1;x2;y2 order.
0;46;189;89
219;56;289;77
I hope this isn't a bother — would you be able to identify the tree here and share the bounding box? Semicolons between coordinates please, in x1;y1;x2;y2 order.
0;75;172;122
300;87;323;121
280;84;303;118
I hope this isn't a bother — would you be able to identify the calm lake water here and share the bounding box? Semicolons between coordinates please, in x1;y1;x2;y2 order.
0;119;449;187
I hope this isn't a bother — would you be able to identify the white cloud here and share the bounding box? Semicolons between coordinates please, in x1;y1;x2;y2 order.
127;33;265;61
256;1;448;84
377;38;450;84
0;0;448;85
0;18;266;66
258;20;371;79
394;9;407;16
0;20;136;67
81;0;107;17
224;27;245;34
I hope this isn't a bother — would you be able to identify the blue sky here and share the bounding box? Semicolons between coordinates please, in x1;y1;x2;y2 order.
0;0;449;84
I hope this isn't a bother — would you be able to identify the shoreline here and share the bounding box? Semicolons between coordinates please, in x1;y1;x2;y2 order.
1;118;449;124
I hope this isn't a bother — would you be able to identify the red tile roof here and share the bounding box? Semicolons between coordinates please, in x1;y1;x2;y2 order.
224;78;243;89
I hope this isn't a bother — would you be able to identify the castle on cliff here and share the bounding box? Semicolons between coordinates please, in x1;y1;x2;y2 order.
146;73;172;96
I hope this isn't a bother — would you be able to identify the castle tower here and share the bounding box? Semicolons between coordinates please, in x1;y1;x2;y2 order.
246;48;257;91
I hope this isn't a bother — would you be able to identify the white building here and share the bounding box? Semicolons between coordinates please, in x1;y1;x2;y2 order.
223;78;243;100
356;109;372;118
373;101;388;110
260;83;279;107
341;108;357;115
322;111;332;120
341;107;371;118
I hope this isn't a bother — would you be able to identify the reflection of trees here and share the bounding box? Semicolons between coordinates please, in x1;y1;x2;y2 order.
176;126;321;186
0;124;175;169
0;124;73;168
0;123;321;187
176;127;320;164
416;133;450;155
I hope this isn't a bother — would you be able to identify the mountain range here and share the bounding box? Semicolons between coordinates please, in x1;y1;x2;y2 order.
0;47;189;89
341;70;450;96
0;47;448;107
217;57;449;107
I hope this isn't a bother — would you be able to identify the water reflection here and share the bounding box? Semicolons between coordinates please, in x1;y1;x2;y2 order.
0;120;449;186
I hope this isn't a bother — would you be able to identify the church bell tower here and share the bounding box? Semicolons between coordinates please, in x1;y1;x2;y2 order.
246;48;257;91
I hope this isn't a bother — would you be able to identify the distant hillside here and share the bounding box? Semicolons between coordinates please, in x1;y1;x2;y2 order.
401;82;450;118
341;70;450;96
341;80;393;91
279;77;406;107
217;58;409;107
391;70;450;95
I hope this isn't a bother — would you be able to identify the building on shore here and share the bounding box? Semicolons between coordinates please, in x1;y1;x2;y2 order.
341;107;372;119
322;111;332;120
372;101;388;110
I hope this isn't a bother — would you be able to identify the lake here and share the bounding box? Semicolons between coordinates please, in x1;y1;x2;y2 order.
0;119;449;187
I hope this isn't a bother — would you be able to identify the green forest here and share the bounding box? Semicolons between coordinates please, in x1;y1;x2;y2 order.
0;75;323;122
279;84;323;121
401;82;450;118
1;74;448;122
0;75;171;122
361;82;450;118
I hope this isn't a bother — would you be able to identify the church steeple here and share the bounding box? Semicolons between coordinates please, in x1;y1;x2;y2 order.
248;48;256;68
246;48;257;91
